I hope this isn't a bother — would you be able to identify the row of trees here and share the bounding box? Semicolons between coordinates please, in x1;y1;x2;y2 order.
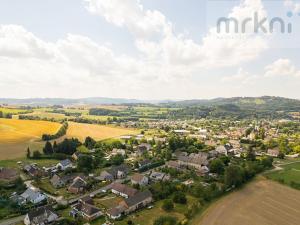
43;138;81;155
42;122;68;141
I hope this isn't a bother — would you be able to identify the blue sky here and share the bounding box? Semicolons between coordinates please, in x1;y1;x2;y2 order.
0;0;299;100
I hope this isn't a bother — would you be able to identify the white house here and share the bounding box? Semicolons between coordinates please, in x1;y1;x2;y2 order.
56;159;73;171
20;187;46;204
24;206;58;225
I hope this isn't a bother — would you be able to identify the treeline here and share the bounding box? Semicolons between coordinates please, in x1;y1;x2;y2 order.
167;105;295;120
42;122;68;141
46;109;82;117
0;111;12;118
28;138;81;160
89;108;118;116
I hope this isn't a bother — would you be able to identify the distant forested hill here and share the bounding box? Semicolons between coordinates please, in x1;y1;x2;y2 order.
163;96;300;120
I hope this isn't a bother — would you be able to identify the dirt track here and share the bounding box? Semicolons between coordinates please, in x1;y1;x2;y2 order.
192;178;300;225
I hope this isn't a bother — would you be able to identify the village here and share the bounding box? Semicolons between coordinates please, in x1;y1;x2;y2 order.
1;117;299;225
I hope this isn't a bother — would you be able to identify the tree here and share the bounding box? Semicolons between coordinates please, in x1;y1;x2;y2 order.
53;141;58;152
32;150;42;159
246;147;256;161
162;199;174;211
173;192;187;204
224;165;244;188
55;138;80;155
43;141;53;155
110;154;124;166
261;156;273;168
278;152;285;159
219;155;230;166
84;136;96;149
77;155;94;172
26;147;31;158
209;159;225;174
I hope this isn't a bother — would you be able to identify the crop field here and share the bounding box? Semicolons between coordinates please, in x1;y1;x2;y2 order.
192;178;300;225
23;111;69;120
64;122;138;142
0;118;61;159
0;107;29;116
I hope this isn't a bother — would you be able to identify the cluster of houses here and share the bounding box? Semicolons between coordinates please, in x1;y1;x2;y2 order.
3;119;300;225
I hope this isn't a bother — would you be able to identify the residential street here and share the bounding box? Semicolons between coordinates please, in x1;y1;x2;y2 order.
0;215;25;225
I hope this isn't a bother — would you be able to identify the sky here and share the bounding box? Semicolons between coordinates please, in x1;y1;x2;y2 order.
0;0;300;100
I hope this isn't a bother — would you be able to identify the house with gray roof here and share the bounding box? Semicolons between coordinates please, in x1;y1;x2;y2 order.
107;190;153;219
20;187;46;205
24;206;58;225
56;159;73;171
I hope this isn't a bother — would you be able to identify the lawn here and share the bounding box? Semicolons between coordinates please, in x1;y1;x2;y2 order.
0;118;61;159
0;158;59;168
115;195;198;225
94;194;124;209
265;161;300;188
33;179;76;199
191;178;300;225
64;122;138;142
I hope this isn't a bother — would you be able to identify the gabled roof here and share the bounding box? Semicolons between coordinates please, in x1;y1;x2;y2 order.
111;183;138;197
27;206;57;222
107;205;126;217
178;152;208;166
131;173;146;183
123;190;152;208
80;196;94;205
73;202;101;216
50;174;62;186
59;159;72;167
21;187;44;201
69;176;87;189
107;164;130;177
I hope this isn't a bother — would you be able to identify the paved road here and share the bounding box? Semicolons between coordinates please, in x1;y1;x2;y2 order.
0;215;25;225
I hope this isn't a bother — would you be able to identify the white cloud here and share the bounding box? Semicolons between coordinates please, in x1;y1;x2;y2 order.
85;0;172;38
264;58;300;77
222;68;259;84
0;0;286;99
0;25;55;59
222;58;300;85
85;0;270;70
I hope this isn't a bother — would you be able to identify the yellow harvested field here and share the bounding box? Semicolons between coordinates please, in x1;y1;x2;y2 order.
65;122;138;141
192;178;300;225
0;118;61;159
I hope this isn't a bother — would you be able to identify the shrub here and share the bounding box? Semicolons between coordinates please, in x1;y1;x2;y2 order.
173;192;187;204
162;199;174;212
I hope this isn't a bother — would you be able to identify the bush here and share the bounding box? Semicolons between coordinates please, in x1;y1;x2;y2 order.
209;159;225;174
173;192;187;204
162;199;174;212
153;216;177;225
32;150;42;159
290;181;300;190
